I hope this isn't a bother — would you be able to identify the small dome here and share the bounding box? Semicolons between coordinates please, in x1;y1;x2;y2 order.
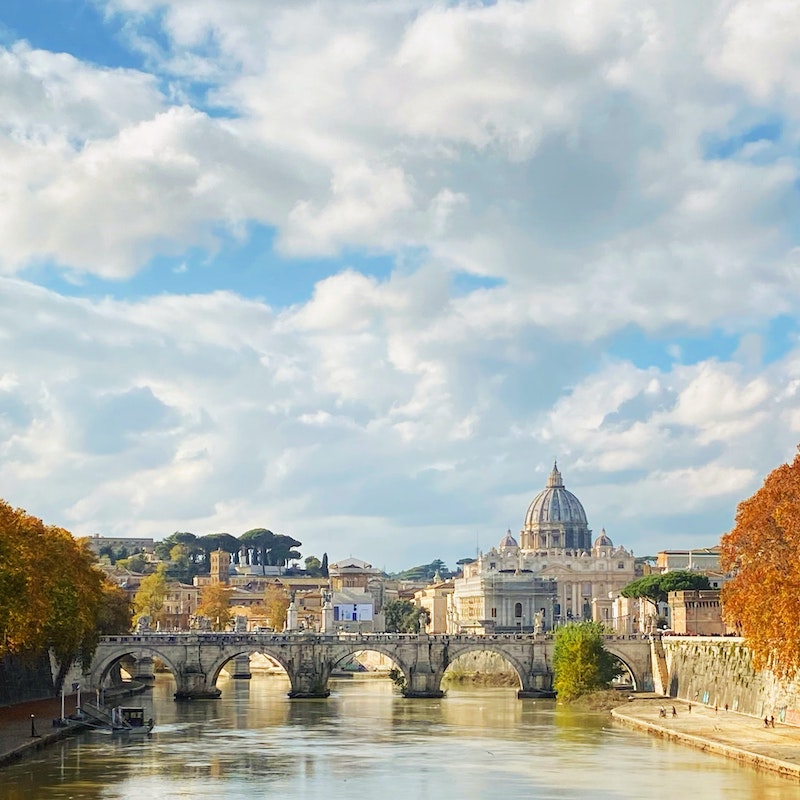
499;529;518;549
524;462;588;527
594;528;613;548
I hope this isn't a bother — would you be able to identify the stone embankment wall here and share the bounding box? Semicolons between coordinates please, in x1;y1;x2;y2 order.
663;637;800;724
0;653;54;706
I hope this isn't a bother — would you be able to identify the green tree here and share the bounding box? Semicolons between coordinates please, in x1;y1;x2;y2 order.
383;600;428;633
239;528;277;574
552;621;622;701
116;553;149;573
133;565;168;627
620;570;710;605
267;534;302;570
304;556;323;576
321;552;329;578
239;529;302;574
155;532;201;563
198;532;240;563
394;560;450;582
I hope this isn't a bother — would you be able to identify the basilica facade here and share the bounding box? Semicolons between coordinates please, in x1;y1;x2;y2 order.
450;464;636;633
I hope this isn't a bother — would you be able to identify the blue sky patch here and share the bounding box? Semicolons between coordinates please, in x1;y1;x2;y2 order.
0;0;140;69
703;118;783;161
21;223;401;307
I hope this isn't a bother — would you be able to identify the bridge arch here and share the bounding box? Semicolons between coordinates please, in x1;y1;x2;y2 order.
602;643;645;690
88;645;182;689
206;648;293;688
442;644;530;691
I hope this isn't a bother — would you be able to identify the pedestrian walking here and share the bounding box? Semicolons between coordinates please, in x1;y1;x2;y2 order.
770;716;775;727
671;706;677;717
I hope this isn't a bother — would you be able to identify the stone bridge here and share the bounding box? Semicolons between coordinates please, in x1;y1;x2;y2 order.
86;632;654;700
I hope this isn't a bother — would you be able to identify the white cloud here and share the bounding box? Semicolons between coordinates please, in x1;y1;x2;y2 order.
1;1;800;566
710;0;800;101
0;2;796;336
2;270;799;566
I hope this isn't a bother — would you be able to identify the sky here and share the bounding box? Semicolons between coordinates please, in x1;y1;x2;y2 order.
1;0;799;573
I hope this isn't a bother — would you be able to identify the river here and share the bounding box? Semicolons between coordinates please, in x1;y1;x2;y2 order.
0;673;796;799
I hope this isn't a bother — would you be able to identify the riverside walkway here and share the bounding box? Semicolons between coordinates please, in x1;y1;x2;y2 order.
0;693;79;766
612;697;800;780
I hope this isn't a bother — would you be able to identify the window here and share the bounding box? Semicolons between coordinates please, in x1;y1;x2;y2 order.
491;607;497;618
618;562;625;569
514;602;522;618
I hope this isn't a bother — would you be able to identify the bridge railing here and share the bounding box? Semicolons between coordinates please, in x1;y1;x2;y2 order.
98;631;650;646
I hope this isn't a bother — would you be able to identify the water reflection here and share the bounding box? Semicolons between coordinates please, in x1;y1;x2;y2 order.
0;675;797;799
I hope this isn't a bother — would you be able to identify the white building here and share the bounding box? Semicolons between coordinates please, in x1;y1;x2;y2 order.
451;464;637;632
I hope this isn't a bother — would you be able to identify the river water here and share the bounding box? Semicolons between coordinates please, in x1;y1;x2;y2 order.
1;674;796;799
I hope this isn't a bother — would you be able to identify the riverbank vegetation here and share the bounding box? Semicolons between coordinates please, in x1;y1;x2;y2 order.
0;499;131;687
552;621;622;701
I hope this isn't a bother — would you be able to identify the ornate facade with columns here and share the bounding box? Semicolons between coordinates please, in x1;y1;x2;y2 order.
451;464;636;633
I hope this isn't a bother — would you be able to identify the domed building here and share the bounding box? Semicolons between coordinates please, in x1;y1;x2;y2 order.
451;464;636;634
521;463;591;551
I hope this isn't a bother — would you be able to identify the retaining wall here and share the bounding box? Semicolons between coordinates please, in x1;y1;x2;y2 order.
0;653;54;707
663;637;800;724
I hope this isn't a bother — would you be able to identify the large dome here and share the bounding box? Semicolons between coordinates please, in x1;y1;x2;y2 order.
524;463;588;527
520;463;591;551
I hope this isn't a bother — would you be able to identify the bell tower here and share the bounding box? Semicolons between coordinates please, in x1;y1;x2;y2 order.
210;549;231;584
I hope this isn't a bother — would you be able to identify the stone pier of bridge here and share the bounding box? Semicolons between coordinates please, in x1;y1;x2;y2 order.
85;632;652;701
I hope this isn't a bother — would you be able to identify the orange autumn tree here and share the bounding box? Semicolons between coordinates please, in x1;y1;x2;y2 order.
720;449;800;677
197;582;233;631
0;500;110;687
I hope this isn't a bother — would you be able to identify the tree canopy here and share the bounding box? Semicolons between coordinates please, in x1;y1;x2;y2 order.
239;529;302;574
133;565;168;627
383;600;429;633
0;500;112;686
552;621;622;701
197;583;233;631
151;527;304;579
620;570;710;605
392;560;451;582
263;584;290;631
720;449;800;676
